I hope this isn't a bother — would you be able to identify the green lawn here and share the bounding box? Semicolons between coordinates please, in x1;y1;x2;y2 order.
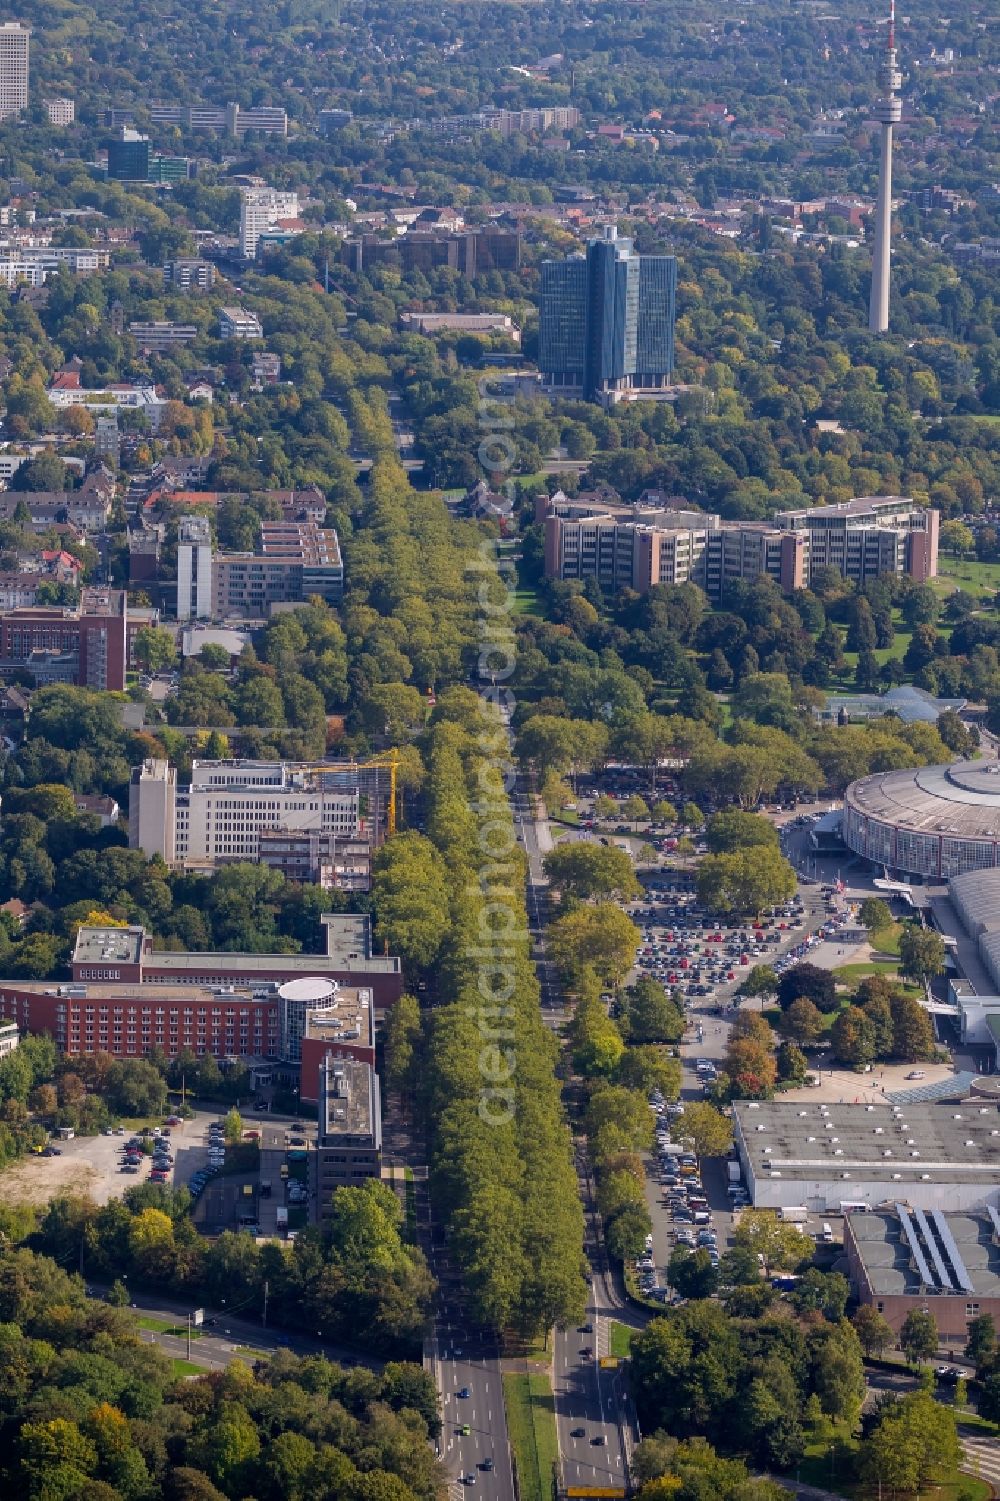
839;622;915;671
938;556;1000;600
512;584;543;616
170;1358;209;1377
135;1315;201;1339
834;960;905;984
502;1372;559;1501
869;921;903;956
610;1322;635;1359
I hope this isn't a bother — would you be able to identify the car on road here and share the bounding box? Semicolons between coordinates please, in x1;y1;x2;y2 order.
906;1070;926;1080
459;1423;471;1436
591;1434;607;1446
464;1474;476;1486
935;1366;958;1385
481;1458;494;1472
570;1428;585;1438
457;1387;470;1399
579;1322;593;1333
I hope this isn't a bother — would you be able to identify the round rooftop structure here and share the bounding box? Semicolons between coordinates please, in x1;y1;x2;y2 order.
843;759;1000;880
278;977;339;1004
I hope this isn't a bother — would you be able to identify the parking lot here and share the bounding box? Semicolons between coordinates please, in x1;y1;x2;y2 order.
628;866;836;1297
0;1107;230;1210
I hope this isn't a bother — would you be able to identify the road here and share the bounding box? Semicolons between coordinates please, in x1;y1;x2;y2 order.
431;1324;514;1501
513;773;634;1490
87;1282;383;1372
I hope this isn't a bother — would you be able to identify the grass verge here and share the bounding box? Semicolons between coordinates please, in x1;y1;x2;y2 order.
135;1315;201;1339
171;1358;209;1377
502;1371;559;1501
609;1322;634;1359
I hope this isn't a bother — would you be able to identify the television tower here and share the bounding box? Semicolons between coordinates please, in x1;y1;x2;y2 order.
869;0;903;333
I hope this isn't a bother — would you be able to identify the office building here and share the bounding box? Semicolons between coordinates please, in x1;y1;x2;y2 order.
342;226;521;277
0;588;128;690
0;1020;17;1058
213;521;344;613
219;306;263;340
0;23;28;121
45;97;74;126
703;524;805;599
0;974;374;1080
148;155;191;184
128;322;198;352
128;758;394;869
733;1101;1000;1214
316;1057;381;1214
163;258;216;290
539;227;677;405
775;496;938;584
319;108;353;134
147;101;287;137
176;515;213;621
175;514;343;620
538;493;894;606
400;311;519;341
846;1208;1000;1343
107;129;150;182
67;913;400;1002
542;496;806;601
239;187;299;259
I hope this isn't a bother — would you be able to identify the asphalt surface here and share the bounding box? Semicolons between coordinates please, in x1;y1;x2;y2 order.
431;1325;514;1501
88;1282;384;1372
513;776;633;1490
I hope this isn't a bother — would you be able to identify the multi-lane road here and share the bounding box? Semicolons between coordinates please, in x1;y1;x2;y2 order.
513;774;634;1490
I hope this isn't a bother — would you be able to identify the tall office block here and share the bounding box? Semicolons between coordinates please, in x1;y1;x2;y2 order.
869;0;903;333
539;227;676;405
0;22;28;121
176;516;213;622
107;129;150;182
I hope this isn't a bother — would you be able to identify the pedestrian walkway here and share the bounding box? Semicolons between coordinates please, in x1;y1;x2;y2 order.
960;1428;1000;1491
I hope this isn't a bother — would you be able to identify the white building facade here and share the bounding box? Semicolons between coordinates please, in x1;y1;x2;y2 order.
130;758;361;868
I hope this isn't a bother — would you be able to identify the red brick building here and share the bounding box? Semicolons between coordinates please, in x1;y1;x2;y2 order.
0;588;128;690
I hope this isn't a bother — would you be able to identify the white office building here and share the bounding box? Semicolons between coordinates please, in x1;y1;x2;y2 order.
176;515;213;621
239;187;299;259
0;23;28;121
130;758;362;868
45;97;74;125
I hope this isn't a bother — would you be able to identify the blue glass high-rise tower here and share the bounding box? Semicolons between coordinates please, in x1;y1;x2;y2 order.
539;226;676;404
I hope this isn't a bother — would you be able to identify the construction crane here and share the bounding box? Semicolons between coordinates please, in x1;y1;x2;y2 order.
303;753;400;839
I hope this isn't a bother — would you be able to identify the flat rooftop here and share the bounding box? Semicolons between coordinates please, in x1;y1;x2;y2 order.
735;1101;1000;1188
73;925;144;967
304;986;374;1050
850;1209;1000;1299
777;495;916;522
4;979;278;1005
320;1056;380;1144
